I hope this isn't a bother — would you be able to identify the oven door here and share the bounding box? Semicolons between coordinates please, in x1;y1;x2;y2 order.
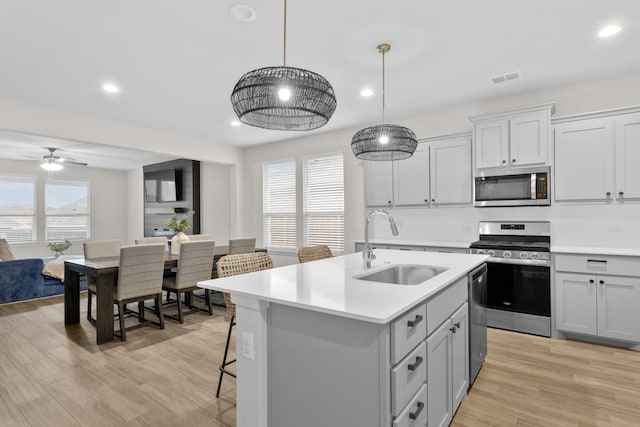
486;261;550;316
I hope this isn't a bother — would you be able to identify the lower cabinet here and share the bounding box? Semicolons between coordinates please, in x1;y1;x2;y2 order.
554;254;640;343
427;303;469;427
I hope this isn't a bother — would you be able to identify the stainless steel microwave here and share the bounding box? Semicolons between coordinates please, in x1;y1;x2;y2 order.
474;166;550;207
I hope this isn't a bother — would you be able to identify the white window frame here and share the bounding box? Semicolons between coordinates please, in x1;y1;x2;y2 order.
0;173;37;244
302;152;345;253
262;159;297;253
45;178;91;242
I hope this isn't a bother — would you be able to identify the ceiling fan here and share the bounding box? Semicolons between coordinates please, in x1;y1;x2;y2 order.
28;147;88;171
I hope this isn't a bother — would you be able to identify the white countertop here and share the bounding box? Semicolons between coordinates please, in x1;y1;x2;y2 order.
552;245;640;257
198;250;487;324
354;239;472;249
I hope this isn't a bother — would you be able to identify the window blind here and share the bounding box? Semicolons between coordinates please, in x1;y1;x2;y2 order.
0;174;36;243
45;179;90;241
263;160;296;250
303;153;344;252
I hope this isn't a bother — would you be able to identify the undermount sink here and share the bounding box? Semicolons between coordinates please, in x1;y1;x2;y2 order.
355;264;448;286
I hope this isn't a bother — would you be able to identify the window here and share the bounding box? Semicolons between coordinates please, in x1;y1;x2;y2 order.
303;153;344;252
45;179;90;241
263;160;296;251
0;174;36;243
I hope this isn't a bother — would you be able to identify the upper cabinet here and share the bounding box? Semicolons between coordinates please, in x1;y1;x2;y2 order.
554;109;640;203
364;133;472;207
471;103;555;171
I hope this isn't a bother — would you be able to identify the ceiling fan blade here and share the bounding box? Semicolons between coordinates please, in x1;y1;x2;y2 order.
64;160;88;166
23;155;42;160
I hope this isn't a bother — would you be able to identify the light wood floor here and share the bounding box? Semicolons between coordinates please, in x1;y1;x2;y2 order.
1;295;639;426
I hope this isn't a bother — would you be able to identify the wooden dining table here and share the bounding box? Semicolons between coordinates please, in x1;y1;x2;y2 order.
64;245;265;345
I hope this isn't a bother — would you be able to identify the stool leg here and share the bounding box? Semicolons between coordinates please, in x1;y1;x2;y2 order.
216;315;235;398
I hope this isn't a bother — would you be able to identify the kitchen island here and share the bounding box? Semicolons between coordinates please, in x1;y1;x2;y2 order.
198;250;487;427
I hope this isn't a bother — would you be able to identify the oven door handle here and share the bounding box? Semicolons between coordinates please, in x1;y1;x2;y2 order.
486;257;551;267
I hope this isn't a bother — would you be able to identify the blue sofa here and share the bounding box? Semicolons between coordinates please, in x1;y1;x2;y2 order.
0;258;86;304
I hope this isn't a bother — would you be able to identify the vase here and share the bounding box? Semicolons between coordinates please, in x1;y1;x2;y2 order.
171;232;190;255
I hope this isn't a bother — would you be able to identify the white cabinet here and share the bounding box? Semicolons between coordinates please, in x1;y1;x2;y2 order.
471;103;555;170
394;146;430;206
427;302;468;427
553;110;640;203
430;136;472;205
555;254;640;343
364;133;472;207
364;160;393;207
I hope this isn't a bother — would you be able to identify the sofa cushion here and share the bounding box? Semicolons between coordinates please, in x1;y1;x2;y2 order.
0;258;45;303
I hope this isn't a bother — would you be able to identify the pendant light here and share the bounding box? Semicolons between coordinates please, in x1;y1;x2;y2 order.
231;0;337;131
351;44;417;160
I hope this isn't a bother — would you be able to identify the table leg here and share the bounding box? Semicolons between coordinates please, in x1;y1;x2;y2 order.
96;271;115;345
64;265;80;325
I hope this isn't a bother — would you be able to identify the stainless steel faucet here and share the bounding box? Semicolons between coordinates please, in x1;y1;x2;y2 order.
363;209;399;268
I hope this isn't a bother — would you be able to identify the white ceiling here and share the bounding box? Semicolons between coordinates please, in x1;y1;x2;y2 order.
0;0;639;166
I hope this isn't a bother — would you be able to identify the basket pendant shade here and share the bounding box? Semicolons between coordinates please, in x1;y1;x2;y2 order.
351;43;417;160
230;0;336;131
231;66;336;131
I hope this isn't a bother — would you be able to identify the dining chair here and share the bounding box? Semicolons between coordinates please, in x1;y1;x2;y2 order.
114;243;166;342
227;237;256;255
0;238;16;261
162;240;216;323
297;245;333;263
83;239;124;323
135;236;168;250
215;252;273;398
188;234;214;241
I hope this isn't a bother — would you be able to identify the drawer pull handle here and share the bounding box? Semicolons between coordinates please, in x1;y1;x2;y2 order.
407;315;423;328
409;401;425;421
408;356;423;371
502;301;512;306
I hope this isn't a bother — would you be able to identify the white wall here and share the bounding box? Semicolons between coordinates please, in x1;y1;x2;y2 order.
1;158;129;258
240;71;640;262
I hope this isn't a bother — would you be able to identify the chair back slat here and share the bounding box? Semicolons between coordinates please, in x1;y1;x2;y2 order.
217;252;273;316
173;240;216;289
298;245;333;263
117;244;165;300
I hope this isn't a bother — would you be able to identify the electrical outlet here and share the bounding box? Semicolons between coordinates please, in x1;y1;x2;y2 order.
241;331;254;360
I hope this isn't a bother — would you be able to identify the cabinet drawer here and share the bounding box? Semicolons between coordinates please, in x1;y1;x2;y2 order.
426;277;467;335
555;254;640;276
391;341;427;417
392;384;428;427
391;304;427;365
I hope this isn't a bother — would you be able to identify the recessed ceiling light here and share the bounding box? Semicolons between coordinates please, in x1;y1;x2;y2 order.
360;88;374;97
598;25;621;38
102;83;120;93
230;120;242;127
230;4;256;22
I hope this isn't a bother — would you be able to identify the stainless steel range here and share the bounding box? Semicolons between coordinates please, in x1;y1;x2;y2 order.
469;221;551;337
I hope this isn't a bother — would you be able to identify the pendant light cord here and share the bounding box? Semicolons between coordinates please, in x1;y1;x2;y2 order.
381;47;385;124
283;0;287;66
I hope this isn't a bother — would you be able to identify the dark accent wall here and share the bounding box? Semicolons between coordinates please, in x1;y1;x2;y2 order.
143;159;201;237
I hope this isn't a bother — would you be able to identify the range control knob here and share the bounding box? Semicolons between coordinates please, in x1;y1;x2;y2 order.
476;249;486;255
520;252;529;259
503;251;512;258
531;253;539;260
487;250;496;257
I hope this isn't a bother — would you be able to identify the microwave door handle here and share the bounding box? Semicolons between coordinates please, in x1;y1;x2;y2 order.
531;174;536;200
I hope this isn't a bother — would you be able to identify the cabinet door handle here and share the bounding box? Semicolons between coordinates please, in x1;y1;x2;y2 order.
431;198;435;202
619;191;624;196
502;301;512;306
589;279;595;284
424;199;428;203
454;322;461;329
606;192;611;197
407;356;423;371
501;160;507;164
449;325;457;333
407;314;423;328
409;401;425;421
512;158;516;163
599;280;605;285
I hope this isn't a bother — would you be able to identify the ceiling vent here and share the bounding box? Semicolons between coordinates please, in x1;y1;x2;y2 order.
490;71;521;85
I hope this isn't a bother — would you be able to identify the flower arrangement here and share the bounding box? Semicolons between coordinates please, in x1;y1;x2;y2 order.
47;239;72;256
165;211;195;233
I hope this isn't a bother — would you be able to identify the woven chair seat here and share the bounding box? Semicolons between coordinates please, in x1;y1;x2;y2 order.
217;252;273;316
297;245;333;263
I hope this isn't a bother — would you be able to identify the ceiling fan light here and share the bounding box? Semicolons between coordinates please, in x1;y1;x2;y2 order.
41;161;63;171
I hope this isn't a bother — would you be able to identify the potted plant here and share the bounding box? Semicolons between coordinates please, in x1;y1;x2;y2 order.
47;239;72;257
165;211;194;255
